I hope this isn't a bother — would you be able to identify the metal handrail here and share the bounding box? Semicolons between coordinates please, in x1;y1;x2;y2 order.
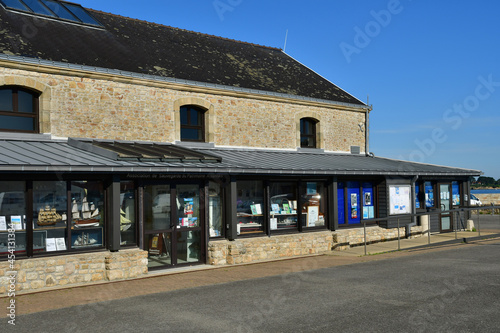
359;205;500;255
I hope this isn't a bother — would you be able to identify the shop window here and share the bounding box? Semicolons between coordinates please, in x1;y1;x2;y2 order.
425;182;435;208
209;181;223;237
337;182;345;225
362;182;375;219
415;183;421;209
452;181;460;206
120;181;136;246
270;182;298;231
301;182;326;228
0;86;39;133
70;181;104;249
144;185;172;268
175;184;201;263
33;181;68;253
144;185;171;232
237;180;265;235
300;118;317;148
180;105;205;142
347;181;361;224
0;181;27;257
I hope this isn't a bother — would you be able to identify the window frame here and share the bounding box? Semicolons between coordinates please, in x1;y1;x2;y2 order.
0;86;40;133
300;118;318;149
0;178;107;260
180;105;205;142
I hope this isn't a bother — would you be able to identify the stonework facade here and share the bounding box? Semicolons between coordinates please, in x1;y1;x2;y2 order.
0;249;148;296
0;61;367;152
207;227;424;266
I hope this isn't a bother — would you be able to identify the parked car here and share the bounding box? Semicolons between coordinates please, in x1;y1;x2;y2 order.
470;194;482;206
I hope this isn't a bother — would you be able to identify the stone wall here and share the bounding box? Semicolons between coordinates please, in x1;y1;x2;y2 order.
474;193;500;205
0;65;366;152
208;231;333;265
0;249;148;296
333;225;423;250
207;226;423;265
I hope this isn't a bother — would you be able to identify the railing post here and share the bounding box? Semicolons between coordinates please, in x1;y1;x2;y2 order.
397;217;400;251
363;221;367;256
454;211;458;240
477;209;481;237
427;213;431;245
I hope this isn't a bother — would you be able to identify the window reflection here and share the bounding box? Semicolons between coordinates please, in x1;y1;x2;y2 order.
120;181;136;246
237;180;264;235
301;182;326;228
270;182;297;230
0;182;27;256
144;185;171;231
176;184;200;228
209;181;223;237
33;181;67;253
70;181;104;249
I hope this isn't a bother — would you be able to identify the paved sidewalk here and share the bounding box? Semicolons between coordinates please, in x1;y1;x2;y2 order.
332;230;499;256
2;231;499;316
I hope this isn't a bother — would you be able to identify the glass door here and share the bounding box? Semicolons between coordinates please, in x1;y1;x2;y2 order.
143;182;205;269
174;184;203;265
439;184;452;232
144;185;172;269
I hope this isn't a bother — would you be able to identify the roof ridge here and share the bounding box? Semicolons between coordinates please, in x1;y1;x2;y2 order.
86;8;282;52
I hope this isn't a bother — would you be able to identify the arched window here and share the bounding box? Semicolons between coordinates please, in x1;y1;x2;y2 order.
0;86;39;133
300;118;318;148
180;105;205;142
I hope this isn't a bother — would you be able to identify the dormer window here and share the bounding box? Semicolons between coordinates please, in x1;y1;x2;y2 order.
180;105;205;142
0;86;39;133
300;118;318;148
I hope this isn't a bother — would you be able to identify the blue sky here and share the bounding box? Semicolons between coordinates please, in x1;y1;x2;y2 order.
79;0;500;179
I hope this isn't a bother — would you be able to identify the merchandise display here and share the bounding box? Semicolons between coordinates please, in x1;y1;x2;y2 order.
37;206;62;226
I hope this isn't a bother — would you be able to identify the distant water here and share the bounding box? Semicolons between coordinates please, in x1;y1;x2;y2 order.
472;189;500;194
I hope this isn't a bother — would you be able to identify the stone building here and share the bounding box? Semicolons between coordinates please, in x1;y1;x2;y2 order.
0;0;480;294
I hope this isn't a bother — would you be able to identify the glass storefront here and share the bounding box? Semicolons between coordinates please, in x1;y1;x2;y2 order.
176;184;201;263
70;181;104;250
0;181;26;256
347;181;361;224
143;183;204;269
1;179;107;257
144;184;172;268
120;181;136;246
425;181;435;208
270;182;298;231
208;181;223;237
33;181;68;253
338;181;376;225
301;182;326;228
236;180;265;235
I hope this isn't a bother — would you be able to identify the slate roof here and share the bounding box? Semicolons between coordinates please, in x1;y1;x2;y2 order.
0;2;365;105
0;136;481;177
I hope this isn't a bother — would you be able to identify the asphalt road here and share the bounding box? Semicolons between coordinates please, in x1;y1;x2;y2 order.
8;239;500;333
470;213;500;231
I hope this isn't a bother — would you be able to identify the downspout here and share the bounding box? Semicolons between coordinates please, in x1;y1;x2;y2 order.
365;107;370;155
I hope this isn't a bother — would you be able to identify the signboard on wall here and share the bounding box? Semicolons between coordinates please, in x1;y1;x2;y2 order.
389;185;412;215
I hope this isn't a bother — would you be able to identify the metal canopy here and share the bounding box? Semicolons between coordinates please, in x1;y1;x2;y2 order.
70;138;222;163
0;136;482;177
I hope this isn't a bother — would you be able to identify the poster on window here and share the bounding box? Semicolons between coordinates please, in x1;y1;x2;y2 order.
307;206;319;227
0;216;6;231
184;198;194;215
364;192;372;206
389;185;411;215
350;193;358;219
